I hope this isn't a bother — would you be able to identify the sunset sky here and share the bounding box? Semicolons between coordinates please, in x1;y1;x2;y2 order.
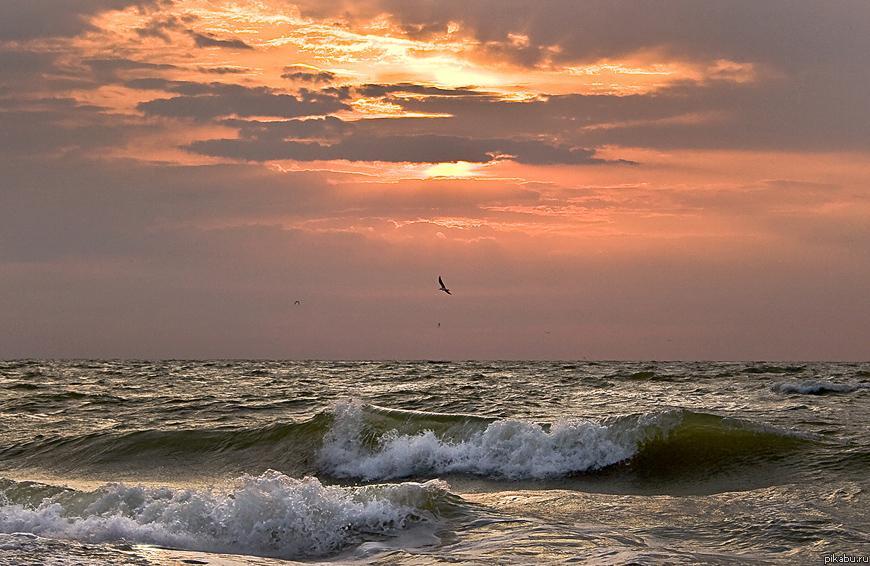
1;1;868;359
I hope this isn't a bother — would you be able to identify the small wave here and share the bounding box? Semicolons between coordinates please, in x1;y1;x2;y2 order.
624;370;675;381
604;369;672;381
3;383;42;391
602;369;681;382
29;391;127;404
743;364;806;374
771;380;867;395
317;403;807;481
0;472;453;559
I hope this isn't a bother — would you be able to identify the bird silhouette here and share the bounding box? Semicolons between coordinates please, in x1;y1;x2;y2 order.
438;276;452;295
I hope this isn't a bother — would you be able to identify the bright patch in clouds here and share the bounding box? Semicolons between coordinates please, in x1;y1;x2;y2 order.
424;161;480;178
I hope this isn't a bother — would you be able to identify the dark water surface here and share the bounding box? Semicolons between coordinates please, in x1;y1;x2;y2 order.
1;360;868;564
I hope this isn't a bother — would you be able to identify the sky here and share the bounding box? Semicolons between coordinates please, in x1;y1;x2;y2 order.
1;1;868;360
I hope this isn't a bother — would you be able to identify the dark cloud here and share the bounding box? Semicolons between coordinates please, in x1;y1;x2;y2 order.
85;58;178;82
295;0;870;71
0;99;137;157
135;13;190;41
490;140;614;165
86;58;177;72
281;65;336;84
338;86;717;146
188;30;253;50
1;50;182;95
344;78;870;152
126;77;218;94
0;49;58;82
291;0;870;154
570;79;870;152
0;0;167;40
187;128;623;165
197;66;249;75
136;84;349;120
220;116;351;141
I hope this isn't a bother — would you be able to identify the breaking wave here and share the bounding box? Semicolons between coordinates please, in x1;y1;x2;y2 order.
0;472;454;559
317;402;808;481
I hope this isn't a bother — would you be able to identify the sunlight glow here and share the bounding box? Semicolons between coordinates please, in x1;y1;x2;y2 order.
424;162;480;178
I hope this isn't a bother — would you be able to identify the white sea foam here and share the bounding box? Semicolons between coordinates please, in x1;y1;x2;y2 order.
0;471;447;559
318;401;654;480
771;380;867;395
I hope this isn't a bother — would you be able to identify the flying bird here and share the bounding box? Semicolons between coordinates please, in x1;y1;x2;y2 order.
294;300;301;305
438;276;452;295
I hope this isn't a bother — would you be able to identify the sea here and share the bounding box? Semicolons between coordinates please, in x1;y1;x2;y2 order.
0;360;868;565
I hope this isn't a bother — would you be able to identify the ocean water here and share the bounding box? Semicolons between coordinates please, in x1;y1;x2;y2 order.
1;360;868;565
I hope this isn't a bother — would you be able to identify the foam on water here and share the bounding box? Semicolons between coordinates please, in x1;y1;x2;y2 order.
0;471;450;559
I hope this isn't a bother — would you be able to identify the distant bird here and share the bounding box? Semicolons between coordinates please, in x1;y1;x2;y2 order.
438;276;451;295
437;322;441;327
294;300;301;305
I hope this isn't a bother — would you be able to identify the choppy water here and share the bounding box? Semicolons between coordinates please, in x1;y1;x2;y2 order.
1;360;868;564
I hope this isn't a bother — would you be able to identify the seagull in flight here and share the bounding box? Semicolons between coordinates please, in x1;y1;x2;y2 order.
438;276;452;295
